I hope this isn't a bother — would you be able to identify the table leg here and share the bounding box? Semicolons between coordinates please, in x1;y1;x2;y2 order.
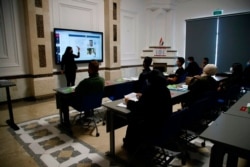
56;93;64;125
209;144;225;167
5;87;19;130
108;110;115;157
59;109;63;125
227;153;238;167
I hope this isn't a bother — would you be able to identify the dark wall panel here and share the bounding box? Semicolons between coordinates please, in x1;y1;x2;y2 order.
185;12;250;73
185;18;217;67
217;13;250;72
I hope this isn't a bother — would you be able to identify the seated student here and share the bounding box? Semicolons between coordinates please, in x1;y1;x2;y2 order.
185;56;202;77
218;62;243;93
242;59;250;87
135;56;152;94
229;63;243;85
201;57;209;69
167;57;186;84
185;64;218;106
59;60;105;135
123;69;172;153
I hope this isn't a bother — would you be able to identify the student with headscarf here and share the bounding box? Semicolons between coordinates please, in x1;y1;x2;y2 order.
123;69;172;153
186;64;218;106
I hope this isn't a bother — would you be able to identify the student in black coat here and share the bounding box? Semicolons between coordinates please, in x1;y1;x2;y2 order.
61;46;80;86
186;64;218;106
243;59;250;87
123;69;172;153
185;56;202;77
135;56;152;94
217;62;243;94
167;57;186;84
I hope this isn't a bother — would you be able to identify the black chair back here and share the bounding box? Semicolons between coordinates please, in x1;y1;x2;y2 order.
78;92;103;112
182;97;210;130
154;108;188;147
72;92;104;137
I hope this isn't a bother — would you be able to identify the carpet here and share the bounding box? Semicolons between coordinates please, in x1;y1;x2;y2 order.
8;110;217;167
8;111;121;167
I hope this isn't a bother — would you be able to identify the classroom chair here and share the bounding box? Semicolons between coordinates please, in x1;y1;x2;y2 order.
73;92;104;137
129;109;188;166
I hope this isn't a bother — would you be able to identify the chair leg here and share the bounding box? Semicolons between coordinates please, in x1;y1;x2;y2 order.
95;108;106;125
73;112;84;125
90;109;100;137
74;110;100;137
92;114;100;137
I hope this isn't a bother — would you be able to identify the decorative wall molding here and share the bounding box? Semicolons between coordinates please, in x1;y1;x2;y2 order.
146;0;173;11
0;5;8;59
54;0;102;31
0;0;19;68
121;57;141;66
72;0;97;5
121;9;138;61
147;8;168;46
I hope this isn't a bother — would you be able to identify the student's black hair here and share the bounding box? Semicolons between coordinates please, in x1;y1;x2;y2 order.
177;57;185;65
143;57;152;67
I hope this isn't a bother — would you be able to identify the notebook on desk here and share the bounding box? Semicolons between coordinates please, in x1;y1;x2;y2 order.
167;84;188;91
117;92;138;108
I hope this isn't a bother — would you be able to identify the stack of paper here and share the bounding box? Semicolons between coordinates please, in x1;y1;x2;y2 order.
124;92;138;102
117;92;138;108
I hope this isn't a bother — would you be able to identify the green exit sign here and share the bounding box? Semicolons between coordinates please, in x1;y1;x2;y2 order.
213;10;223;16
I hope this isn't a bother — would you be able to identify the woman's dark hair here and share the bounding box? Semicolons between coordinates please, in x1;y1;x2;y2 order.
188;56;194;61
204;57;209;63
64;46;72;55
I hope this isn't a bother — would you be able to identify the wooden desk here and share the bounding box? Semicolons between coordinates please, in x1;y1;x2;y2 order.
0;80;19;130
200;114;250;166
224;92;250;119
103;89;189;157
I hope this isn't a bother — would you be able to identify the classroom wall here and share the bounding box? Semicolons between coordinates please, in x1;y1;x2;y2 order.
1;0;249;102
49;0;105;90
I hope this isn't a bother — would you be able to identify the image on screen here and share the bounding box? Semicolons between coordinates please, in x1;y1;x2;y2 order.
54;28;103;64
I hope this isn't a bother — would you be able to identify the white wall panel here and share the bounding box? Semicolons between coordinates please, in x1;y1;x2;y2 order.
0;0;18;67
51;0;105;72
58;4;94;30
0;0;28;77
120;0;147;66
150;9;168;46
120;9;139;65
52;0;103;31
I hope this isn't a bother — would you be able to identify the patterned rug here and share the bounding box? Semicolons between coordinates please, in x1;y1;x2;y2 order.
8;112;121;167
8;110;218;167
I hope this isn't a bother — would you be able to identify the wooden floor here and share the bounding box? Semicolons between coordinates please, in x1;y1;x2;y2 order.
0;97;249;167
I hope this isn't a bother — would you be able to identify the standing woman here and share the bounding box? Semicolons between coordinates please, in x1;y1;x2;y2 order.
61;46;80;86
